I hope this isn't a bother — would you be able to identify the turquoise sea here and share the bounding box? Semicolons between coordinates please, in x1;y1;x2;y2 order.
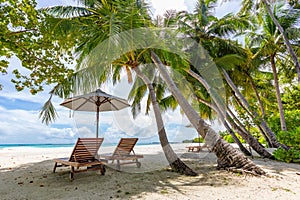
0;142;178;149
0;144;74;149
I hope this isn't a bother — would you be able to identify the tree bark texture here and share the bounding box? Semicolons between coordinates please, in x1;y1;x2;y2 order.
226;110;274;158
133;66;197;176
194;95;253;156
231;92;273;148
189;70;272;157
247;73;266;118
213;138;266;175
270;54;287;131
151;51;266;175
223;121;252;156
222;68;288;150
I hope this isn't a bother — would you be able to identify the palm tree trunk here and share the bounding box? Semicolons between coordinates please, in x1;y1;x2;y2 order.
195;96;252;156
189;67;274;154
262;0;300;83
231;92;273;148
188;69;227;118
222;68;288;150
270;54;287;131
246;73;266;118
223;121;253;156
133;66;197;176
151;51;266;175
226;110;273;158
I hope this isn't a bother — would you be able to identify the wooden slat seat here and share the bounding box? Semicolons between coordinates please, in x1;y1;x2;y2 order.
100;138;144;171
186;143;210;152
53;138;106;180
186;145;202;152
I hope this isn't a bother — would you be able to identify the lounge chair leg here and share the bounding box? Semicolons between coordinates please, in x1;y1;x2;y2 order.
100;165;106;175
53;162;58;173
116;160;121;171
136;161;141;168
70;166;75;181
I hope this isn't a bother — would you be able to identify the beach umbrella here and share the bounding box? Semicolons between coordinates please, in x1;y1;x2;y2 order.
60;89;130;138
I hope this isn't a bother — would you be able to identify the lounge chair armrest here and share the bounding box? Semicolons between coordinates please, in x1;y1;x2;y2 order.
131;149;136;155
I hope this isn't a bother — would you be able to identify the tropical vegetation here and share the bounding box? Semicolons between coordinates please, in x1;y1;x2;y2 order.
1;0;300;174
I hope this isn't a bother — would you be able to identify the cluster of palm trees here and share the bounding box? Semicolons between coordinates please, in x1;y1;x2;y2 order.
40;0;300;175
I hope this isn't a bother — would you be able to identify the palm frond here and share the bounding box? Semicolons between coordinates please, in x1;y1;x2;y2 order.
39;91;58;125
128;77;147;118
145;93;151;115
163;9;178;27
237;0;254;16
159;95;178;112
208;14;254;37
42;6;91;18
214;54;246;70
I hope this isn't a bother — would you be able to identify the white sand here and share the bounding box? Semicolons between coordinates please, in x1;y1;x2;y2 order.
1;143;300;200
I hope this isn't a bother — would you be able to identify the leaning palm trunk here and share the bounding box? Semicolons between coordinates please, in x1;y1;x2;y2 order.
223;121;252;156
195;94;252;156
196;94;272;158
262;0;300;83
190;69;273;158
151;51;265;175
133;66;197;176
246;73;266;118
231;92;273;147
270;54;287;131
222;68;289;150
226;111;273;158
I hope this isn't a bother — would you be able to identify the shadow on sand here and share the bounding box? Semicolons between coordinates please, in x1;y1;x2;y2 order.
1;150;300;199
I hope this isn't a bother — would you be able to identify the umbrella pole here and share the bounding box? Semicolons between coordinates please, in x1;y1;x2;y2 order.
96;106;99;138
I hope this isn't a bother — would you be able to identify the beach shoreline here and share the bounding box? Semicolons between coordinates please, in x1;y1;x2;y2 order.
1;143;300;199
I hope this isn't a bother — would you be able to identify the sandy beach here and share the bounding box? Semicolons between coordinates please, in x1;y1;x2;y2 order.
1;143;300;200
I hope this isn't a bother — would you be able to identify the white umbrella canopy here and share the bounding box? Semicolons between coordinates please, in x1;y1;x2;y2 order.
60;89;130;138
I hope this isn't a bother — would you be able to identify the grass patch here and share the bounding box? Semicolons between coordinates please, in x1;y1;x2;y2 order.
160;189;168;194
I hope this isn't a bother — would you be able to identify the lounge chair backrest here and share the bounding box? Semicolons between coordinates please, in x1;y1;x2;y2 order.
113;138;138;157
69;138;104;163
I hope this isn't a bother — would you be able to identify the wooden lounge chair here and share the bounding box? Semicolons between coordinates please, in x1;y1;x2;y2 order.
53;138;106;180
186;143;210;152
186;145;202;152
100;138;144;171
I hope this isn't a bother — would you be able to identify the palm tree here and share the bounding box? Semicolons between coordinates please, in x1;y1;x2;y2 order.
169;0;284;152
42;0;197;175
150;51;265;174
187;66;275;157
246;4;300;131
238;0;300;83
261;0;300;83
42;0;266;175
87;25;266;174
221;68;288;150
131;65;197;175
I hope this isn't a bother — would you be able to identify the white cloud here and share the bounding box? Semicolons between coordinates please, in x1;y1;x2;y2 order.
215;0;241;18
0;0;231;145
0;106;76;144
150;0;188;17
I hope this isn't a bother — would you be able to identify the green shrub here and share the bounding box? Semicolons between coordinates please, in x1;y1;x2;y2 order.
223;134;235;143
182;139;193;143
273;147;300;163
266;125;300;163
267;110;300;134
193;137;204;143
258;136;267;145
219;131;246;143
276;128;300;148
249;127;267;145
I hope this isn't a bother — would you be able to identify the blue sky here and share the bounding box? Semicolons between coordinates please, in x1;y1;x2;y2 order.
0;0;240;144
